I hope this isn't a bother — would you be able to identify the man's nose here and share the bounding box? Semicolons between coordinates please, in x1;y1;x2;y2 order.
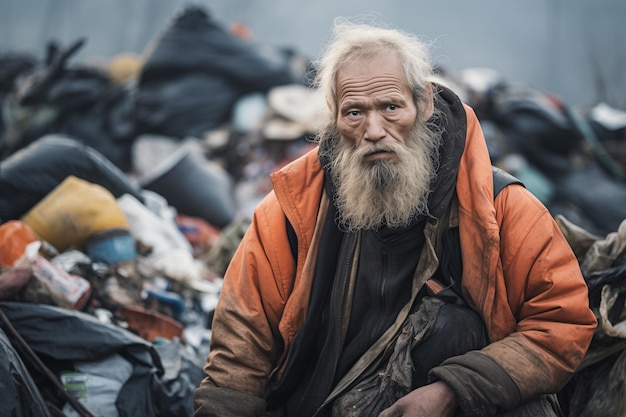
364;113;386;142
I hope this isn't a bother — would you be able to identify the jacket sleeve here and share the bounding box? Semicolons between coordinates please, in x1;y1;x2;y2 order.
430;185;597;417
194;191;295;417
194;384;266;417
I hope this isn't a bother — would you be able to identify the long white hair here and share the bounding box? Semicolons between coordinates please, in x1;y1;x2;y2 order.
314;19;435;129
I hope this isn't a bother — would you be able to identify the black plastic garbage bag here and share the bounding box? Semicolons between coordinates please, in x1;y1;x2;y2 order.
139;5;296;91
0;328;52;417
490;84;583;174
0;301;201;417
140;149;236;228
0;134;144;222
136;73;240;139
135;5;297;138
43;68;137;171
552;161;626;236
1;39;136;170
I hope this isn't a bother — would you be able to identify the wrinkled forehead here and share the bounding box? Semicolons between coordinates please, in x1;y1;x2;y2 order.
335;51;410;99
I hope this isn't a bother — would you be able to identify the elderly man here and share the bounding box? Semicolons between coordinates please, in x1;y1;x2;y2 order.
194;20;596;417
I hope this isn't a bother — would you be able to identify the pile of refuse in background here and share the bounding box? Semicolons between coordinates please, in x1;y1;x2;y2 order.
1;4;626;417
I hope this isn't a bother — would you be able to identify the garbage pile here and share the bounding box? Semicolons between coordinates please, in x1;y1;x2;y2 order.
0;4;625;417
554;216;626;416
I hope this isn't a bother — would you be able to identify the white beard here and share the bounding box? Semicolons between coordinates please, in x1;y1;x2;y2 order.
328;122;441;232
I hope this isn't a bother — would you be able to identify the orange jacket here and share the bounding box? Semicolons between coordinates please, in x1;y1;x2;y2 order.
196;102;596;416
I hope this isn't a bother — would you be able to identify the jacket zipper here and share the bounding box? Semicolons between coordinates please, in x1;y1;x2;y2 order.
380;248;388;313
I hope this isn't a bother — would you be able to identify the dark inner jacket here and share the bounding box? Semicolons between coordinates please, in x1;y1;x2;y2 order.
265;85;467;416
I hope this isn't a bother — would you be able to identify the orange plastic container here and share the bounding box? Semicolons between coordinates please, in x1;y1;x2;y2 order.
0;220;39;267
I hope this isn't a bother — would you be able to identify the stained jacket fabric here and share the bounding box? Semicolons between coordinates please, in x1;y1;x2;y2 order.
194;88;596;417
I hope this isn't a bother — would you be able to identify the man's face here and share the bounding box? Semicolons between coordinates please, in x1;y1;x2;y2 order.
327;53;439;231
335;52;418;163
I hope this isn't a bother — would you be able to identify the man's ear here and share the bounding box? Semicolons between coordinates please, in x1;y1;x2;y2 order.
326;96;336;116
420;83;434;122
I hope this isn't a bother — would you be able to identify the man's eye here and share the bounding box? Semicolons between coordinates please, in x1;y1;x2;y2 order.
348;110;360;117
387;104;398;111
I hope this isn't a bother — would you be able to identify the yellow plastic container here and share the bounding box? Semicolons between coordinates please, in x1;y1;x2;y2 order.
21;176;130;253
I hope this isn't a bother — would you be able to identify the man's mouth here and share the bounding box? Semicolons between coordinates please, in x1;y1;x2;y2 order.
364;149;395;162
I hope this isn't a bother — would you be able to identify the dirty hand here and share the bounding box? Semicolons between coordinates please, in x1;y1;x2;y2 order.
378;381;458;417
